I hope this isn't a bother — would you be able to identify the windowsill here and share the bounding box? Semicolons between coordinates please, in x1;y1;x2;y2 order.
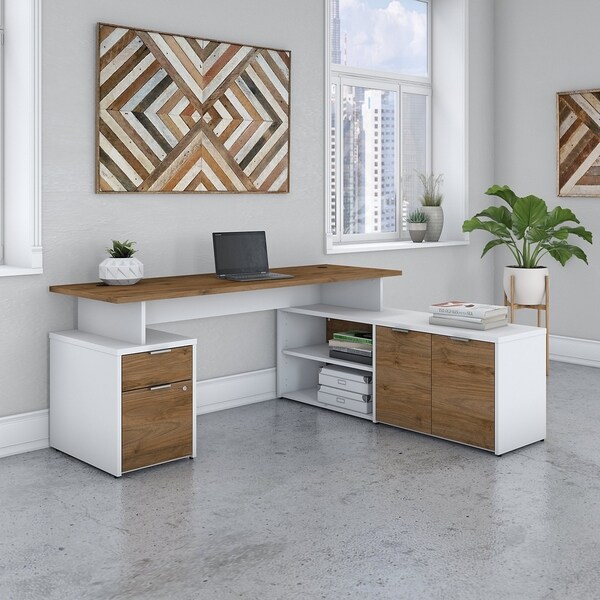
326;239;469;254
0;265;43;277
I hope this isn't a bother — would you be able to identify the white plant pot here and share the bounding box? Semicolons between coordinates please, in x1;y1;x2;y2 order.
99;257;144;285
503;266;548;305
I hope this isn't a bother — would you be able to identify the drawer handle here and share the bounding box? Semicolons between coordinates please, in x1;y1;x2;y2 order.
392;328;409;334
336;397;346;404
149;349;172;355
149;384;172;391
450;336;470;343
337;379;347;386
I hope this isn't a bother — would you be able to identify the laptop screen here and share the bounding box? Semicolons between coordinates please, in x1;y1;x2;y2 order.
213;231;270;276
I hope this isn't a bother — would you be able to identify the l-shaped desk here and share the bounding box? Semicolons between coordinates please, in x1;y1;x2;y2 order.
49;264;546;476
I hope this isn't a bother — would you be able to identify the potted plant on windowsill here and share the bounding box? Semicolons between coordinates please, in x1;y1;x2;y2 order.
99;240;144;285
418;172;444;242
407;209;428;243
462;185;592;305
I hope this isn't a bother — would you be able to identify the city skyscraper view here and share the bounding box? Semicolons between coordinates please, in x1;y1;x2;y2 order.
329;0;428;239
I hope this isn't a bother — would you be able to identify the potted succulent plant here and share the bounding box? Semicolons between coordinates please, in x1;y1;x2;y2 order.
407;209;429;243
463;185;592;304
418;172;444;242
99;240;144;285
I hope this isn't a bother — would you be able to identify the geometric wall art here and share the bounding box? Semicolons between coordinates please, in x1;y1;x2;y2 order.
557;88;600;197
97;23;290;193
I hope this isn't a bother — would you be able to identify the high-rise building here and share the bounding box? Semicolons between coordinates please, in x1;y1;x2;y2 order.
361;91;396;233
331;0;341;64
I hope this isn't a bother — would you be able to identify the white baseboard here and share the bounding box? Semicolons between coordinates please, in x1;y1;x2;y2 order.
0;369;277;459
549;334;600;368
0;410;49;458
196;367;277;415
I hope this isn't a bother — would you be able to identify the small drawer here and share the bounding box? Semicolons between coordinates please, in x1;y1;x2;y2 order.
122;379;193;472
122;346;192;392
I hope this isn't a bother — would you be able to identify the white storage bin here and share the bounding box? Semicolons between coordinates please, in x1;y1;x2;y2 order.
318;385;373;414
319;364;373;395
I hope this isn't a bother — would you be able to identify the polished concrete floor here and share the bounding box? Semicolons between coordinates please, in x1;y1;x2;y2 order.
2;361;600;599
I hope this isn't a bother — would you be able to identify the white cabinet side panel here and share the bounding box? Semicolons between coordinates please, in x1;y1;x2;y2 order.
495;334;546;455
50;339;121;476
320;279;383;311
78;298;146;345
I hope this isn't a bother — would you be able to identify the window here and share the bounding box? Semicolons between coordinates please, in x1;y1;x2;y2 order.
0;0;42;275
327;0;431;248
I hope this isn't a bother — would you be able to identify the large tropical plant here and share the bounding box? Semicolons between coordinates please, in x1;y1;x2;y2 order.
462;185;592;268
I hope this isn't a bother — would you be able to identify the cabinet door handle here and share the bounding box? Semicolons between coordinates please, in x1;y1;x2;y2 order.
149;384;172;391
450;336;470;343
149;349;172;355
392;328;410;334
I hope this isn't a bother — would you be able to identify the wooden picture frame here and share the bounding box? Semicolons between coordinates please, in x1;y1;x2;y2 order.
97;23;290;193
557;88;600;197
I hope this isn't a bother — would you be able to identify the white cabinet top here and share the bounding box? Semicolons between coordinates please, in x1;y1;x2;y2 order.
281;304;545;344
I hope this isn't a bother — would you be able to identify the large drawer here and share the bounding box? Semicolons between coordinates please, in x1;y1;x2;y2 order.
122;346;192;391
122;379;193;472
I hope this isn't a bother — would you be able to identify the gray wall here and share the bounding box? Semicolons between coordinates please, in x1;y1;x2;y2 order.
0;0;495;418
494;0;600;335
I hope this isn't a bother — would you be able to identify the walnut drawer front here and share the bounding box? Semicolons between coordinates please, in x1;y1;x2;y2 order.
122;379;193;472
122;346;192;391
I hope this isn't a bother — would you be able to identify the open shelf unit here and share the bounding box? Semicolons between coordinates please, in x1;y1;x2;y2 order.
277;307;375;421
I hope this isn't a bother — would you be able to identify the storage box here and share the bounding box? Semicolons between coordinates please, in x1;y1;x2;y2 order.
319;365;373;395
318;385;373;414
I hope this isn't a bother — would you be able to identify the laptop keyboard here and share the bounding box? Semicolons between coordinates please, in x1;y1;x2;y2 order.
225;272;293;282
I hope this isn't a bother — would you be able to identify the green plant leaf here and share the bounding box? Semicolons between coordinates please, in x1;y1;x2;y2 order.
544;206;580;228
463;217;512;239
544;240;589;266
556;225;593;244
475;205;513;228
480;238;508;257
512;195;548;238
485;184;520;209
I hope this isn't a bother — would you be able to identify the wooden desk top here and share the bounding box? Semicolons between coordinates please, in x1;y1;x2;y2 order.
49;264;402;304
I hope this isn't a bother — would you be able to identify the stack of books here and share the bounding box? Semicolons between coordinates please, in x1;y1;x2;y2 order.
428;301;509;330
328;330;373;365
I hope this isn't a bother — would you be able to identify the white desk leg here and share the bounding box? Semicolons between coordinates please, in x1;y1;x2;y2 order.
320;278;383;311
78;298;146;345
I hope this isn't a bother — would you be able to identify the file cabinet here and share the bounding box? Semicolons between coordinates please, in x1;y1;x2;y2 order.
50;329;196;476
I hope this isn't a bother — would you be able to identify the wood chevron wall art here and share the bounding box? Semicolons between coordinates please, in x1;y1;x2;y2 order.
558;88;600;197
97;23;290;193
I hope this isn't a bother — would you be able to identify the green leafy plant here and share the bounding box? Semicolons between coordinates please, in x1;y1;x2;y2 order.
407;209;428;224
106;240;137;258
462;185;592;267
418;172;444;206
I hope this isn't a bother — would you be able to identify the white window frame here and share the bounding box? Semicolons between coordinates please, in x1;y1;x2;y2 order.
0;0;42;276
325;0;432;251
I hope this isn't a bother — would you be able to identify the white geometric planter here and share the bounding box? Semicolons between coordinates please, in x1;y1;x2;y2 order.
503;266;548;305
99;257;144;285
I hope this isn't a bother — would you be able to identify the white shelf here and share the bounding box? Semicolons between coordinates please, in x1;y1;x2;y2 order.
282;387;373;421
282;343;373;372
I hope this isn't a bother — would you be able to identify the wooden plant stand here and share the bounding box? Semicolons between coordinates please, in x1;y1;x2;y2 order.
504;275;549;374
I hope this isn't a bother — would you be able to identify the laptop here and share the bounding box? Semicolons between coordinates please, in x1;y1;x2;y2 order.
212;231;294;282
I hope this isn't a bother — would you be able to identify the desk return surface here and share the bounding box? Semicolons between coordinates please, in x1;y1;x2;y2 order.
49;264;402;303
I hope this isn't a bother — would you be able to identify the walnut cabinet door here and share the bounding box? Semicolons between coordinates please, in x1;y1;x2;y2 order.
375;327;432;434
431;335;495;451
